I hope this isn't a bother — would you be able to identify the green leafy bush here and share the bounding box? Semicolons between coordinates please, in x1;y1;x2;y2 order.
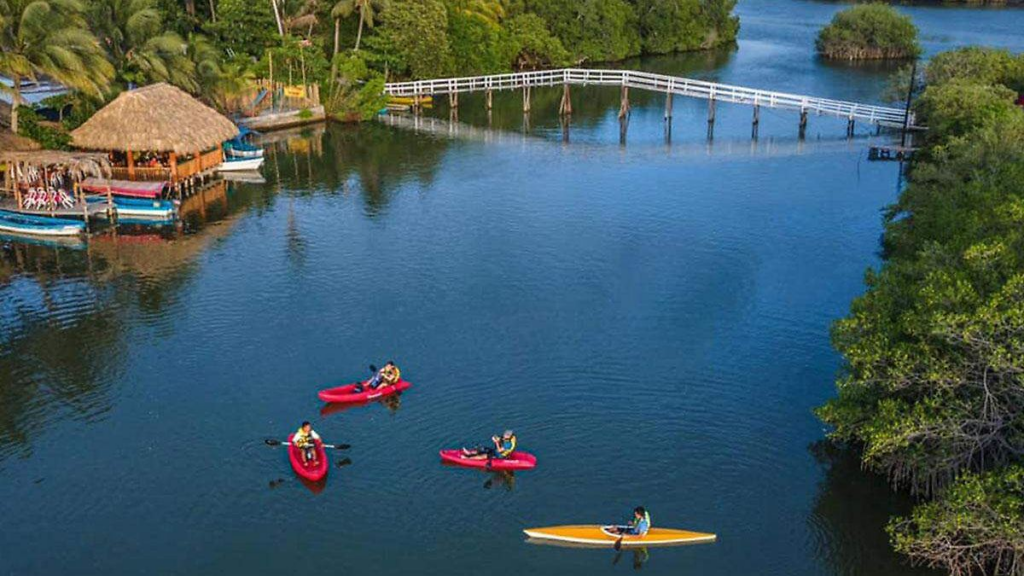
816;4;921;60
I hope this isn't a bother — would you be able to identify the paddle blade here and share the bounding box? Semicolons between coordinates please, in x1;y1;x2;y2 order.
323;443;351;450
264;438;282;446
369;365;378;373
614;536;623;551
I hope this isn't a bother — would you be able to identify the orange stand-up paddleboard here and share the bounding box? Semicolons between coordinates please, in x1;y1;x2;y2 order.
523;525;716;548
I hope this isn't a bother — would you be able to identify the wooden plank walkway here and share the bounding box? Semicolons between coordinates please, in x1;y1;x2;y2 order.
385;68;913;128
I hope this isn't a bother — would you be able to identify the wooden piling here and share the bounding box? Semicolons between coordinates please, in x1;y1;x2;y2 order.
752;104;760;139
449;92;458;109
485;89;493;111
618;85;630;119
799;108;808;138
522;86;531;113
664;92;673;120
559;83;572;116
707;98;716;139
847;117;855;138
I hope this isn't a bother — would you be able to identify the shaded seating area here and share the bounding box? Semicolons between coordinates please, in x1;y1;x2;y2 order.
70;83;239;196
0;151;114;219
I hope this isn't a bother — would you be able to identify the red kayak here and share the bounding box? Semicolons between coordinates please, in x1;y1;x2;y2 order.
439;449;538;471
288;434;328;481
318;379;411;404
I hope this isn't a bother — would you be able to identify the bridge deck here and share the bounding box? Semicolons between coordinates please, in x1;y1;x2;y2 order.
385;68;911;127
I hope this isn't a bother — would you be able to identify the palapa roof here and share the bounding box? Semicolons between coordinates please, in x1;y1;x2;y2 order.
71;83;238;154
0;129;40;151
1;151;111;180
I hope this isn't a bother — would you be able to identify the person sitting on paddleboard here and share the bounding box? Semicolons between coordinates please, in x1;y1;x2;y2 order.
610;507;651;536
293;421;321;467
355;361;400;393
462;430;516;461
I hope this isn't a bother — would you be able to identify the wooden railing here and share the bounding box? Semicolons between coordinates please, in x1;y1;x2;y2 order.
108;148;223;182
385;68;914;127
110;166;171;181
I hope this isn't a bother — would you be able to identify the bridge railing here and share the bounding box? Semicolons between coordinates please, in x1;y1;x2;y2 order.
384;68;911;126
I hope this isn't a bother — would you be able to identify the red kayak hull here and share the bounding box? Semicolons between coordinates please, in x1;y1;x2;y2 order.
439;449;538;471
318;379;411;404
288;434;328;481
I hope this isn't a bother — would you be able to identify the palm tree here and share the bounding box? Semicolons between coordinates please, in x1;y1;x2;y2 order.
0;0;113;133
331;0;385;54
89;0;199;92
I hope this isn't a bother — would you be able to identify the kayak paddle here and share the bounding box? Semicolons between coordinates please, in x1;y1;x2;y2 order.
264;438;351;450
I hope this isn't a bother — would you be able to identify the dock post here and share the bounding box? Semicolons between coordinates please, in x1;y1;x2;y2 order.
618;85;630;120
664;92;673;121
561;116;570;144
559;83;572;116
522;85;531;113
799;108;808;139
485;89;493;111
449;92;458;109
707;98;716;139
752;104;760;139
846;117;855;138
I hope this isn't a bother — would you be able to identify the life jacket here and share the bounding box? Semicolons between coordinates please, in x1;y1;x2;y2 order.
498;435;517;457
294;428;315;448
383;364;401;383
634;511;651;533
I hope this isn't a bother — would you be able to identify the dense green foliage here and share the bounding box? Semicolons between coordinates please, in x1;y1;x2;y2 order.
816;4;921;60
0;0;114;133
818;46;1024;575
4;0;740;140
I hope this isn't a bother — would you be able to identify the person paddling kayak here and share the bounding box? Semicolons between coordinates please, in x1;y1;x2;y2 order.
462;430;517;462
293;421;322;467
355;361;401;393
608;507;651;536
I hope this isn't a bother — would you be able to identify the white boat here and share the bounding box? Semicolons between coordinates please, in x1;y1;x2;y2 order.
220;171;267;184
217;157;264;172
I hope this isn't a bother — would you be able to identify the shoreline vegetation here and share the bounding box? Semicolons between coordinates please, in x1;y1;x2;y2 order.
816;4;921;61
817;46;1024;576
1;0;740;149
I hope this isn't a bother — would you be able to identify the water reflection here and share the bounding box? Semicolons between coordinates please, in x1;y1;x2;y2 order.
808;441;938;576
319;393;406;418
0;176;277;464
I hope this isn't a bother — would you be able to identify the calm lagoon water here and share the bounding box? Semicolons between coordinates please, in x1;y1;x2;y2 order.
3;2;1024;574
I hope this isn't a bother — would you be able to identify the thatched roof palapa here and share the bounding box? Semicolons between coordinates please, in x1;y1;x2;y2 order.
1;151;111;181
71;83;238;154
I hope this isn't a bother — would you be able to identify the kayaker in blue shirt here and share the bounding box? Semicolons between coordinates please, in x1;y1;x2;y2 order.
609;507;651;536
462;430;517;462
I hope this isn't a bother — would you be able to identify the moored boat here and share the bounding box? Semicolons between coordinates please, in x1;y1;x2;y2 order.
217;156;264;172
0;210;86;237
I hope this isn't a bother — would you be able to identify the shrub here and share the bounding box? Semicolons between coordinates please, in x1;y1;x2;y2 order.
816;4;921;60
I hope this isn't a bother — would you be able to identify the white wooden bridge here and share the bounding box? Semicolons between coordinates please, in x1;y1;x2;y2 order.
384;68;913;137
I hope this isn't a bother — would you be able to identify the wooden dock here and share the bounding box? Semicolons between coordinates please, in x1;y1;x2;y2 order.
0;198;111;220
385;68;915;136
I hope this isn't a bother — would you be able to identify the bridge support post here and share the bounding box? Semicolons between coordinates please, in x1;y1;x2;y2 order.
707;98;716;140
559;83;572;116
799;108;808;139
522;86;531;113
618;86;630;119
846;117;855;138
449;92;458;109
485;89;493;111
752;104;760;139
664;92;673;120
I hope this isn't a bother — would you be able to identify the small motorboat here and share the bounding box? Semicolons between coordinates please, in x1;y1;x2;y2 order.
0;210;85;237
217;156;264;172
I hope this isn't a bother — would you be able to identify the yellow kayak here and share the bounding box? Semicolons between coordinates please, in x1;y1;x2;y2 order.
388;96;434;105
523;525;716;548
